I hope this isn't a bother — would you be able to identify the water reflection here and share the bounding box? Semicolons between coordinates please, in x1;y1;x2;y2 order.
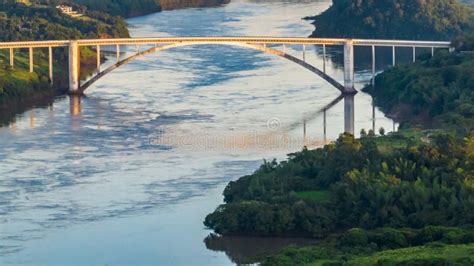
9;119;16;132
62;92;362;151
29;111;35;128
204;234;317;265
69;95;82;116
64;93;355;151
344;94;355;134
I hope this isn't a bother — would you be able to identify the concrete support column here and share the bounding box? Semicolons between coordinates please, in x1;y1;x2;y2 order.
29;47;34;72
371;45;376;86
431;47;434;57
343;40;356;94
96;45;101;71
9;48;14;68
323;44;326;73
69;41;80;93
116;45;120;61
282;44;286;53
392;46;396;67
49;46;53;85
412;47;416;63
344;94;355;135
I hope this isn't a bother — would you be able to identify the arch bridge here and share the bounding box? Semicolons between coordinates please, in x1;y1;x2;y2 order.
0;37;451;134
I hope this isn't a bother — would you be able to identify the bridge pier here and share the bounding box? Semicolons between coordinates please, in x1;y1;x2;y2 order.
371;45;376;86
69;41;80;93
49;46;53;85
29;47;34;72
412;47;416;63
96;45;101;71
392;46;396;67
343;40;356;94
323;44;326;74
9;48;14;68
116;45;120;61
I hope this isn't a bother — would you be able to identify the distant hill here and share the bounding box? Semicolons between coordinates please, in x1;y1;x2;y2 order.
68;0;231;17
308;0;474;40
69;0;161;17
159;0;230;11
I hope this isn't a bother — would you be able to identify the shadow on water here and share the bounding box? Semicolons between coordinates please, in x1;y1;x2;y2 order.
204;233;318;265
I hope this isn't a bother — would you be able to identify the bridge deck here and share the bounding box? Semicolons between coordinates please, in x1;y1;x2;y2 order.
0;37;451;49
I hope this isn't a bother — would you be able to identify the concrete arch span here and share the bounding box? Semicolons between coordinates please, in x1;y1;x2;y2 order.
78;42;345;93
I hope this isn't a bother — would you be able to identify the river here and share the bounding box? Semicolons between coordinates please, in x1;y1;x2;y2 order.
0;1;398;265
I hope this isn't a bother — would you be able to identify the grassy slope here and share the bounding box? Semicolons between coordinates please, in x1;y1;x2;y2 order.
344;243;474;266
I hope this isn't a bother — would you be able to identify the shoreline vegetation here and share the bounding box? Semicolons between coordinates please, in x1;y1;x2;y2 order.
0;0;231;125
204;1;474;265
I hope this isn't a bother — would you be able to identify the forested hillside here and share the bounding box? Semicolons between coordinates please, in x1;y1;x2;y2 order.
159;0;230;10
364;35;474;135
308;0;474;40
67;0;231;16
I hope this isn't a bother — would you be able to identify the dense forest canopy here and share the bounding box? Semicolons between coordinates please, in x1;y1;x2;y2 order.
364;43;474;135
205;133;474;237
309;0;474;40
